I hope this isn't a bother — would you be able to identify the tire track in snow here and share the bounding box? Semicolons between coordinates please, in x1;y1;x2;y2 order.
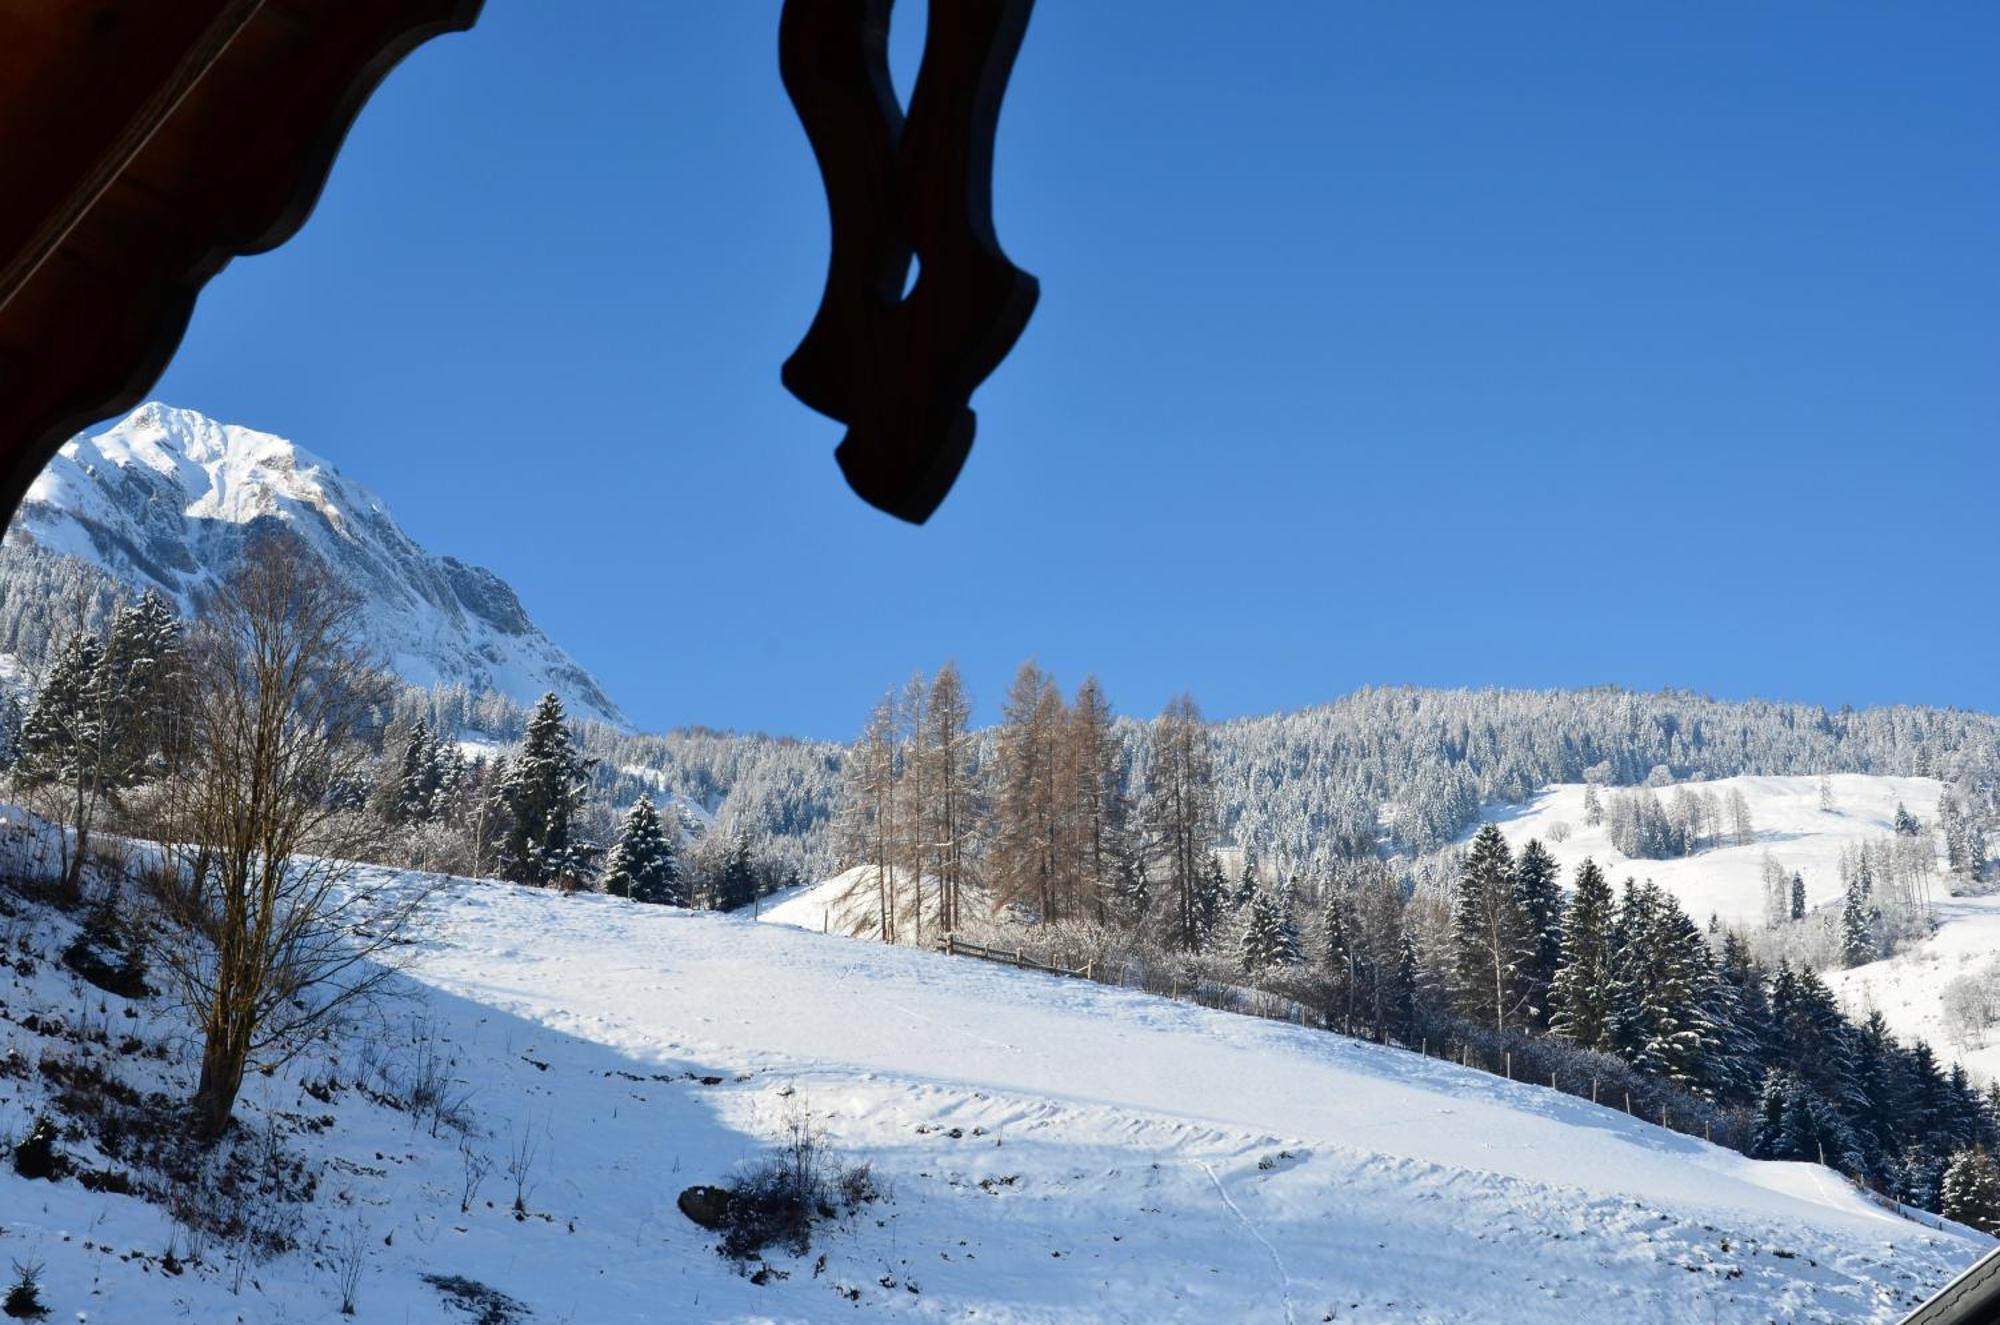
1200;1160;1296;1325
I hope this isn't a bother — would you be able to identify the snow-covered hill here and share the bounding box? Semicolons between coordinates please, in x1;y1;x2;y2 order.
1;848;1983;1323
3;402;624;725
1472;774;1945;929
1831;895;2000;1082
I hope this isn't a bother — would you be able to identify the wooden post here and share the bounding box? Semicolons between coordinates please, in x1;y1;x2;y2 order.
1624;1091;1631;1115
945;933;955;957
1504;1051;1512;1080
1550;1069;1558;1089
1591;1077;1598;1105
1420;1038;1427;1057
1704;1121;1711;1144
1015;948;1023;968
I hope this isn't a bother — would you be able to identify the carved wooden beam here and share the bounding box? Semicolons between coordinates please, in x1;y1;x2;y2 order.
0;0;484;525
781;0;1039;524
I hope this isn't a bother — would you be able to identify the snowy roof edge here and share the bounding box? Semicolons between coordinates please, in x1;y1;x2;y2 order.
1903;1245;2000;1325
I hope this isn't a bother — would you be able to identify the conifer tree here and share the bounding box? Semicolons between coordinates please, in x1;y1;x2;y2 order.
1233;856;1258;913
1143;694;1217;950
1789;870;1807;922
1549;858;1617;1051
1194;852;1227;949
500;693;594;887
716;829;760;911
1452;825;1529;1033
1513;839;1564;1025
1941;1148;2000;1234
1240;890;1300;972
1840;877;1876;967
600;796;683;905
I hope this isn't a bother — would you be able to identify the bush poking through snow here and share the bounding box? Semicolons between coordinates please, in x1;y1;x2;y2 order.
704;1097;880;1261
2;1263;47;1320
332;1219;367;1316
419;1273;530;1325
10;1115;62;1181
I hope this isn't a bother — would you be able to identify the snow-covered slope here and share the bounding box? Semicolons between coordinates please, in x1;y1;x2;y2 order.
1831;895;2000;1083
4;402;624;725
1474;774;1944;928
3;853;1984;1323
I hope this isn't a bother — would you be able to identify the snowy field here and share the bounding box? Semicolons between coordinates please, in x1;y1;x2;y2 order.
1473;774;1945;929
2;857;1986;1323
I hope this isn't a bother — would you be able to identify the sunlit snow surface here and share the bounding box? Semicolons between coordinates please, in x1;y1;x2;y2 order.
4;849;1980;1323
1472;773;1945;929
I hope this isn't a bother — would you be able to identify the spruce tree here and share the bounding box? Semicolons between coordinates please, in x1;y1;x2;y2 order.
1240;891;1299;972
1839;878;1875;967
1789;870;1806;922
716;830;760;911
600;797;682;905
1233;857;1258;913
1941;1148;2000;1233
1549;858;1616;1051
1452;825;1529;1033
1513;839;1563;1025
500;693;594;887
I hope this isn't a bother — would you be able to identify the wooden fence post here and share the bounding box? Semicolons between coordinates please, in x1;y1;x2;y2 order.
1624;1091;1631;1115
1591;1077;1598;1104
1504;1051;1512;1080
1015;948;1023;968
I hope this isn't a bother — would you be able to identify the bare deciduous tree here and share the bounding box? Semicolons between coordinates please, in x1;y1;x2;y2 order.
152;536;419;1142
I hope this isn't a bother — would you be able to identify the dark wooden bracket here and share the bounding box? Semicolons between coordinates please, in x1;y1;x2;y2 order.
780;0;1040;524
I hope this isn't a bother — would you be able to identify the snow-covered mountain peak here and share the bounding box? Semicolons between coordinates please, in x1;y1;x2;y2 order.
8;403;626;726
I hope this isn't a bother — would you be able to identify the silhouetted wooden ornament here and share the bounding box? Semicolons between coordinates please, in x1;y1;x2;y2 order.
781;0;1040;524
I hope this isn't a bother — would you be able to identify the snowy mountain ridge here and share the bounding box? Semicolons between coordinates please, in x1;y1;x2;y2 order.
4;402;625;726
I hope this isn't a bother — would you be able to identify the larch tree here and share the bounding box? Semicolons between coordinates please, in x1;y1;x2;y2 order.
919;662;976;934
1143;693;1217;951
991;662;1064;923
1065;675;1126;925
838;690;902;943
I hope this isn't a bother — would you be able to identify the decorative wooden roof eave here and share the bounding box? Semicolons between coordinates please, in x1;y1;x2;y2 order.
0;0;486;525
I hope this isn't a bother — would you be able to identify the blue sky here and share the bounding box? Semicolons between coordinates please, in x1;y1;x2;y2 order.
150;3;1998;739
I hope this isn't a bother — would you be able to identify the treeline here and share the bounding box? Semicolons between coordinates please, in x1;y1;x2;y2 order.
1;588;800;914
833;663;2000;1225
837;661;1232;951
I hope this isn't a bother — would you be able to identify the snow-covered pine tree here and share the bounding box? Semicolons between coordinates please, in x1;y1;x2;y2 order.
1513;838;1563;1026
1233;856;1258;913
1582;783;1603;827
1452;824;1529;1033
1240;890;1299;972
1115;851;1150;923
1790;870;1807;922
1195;852;1227;949
1839;878;1876;967
1941;1148;2000;1233
717;830;760;911
499;693;594;887
1548;858;1616;1051
1894;802;1921;837
600;796;683;905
